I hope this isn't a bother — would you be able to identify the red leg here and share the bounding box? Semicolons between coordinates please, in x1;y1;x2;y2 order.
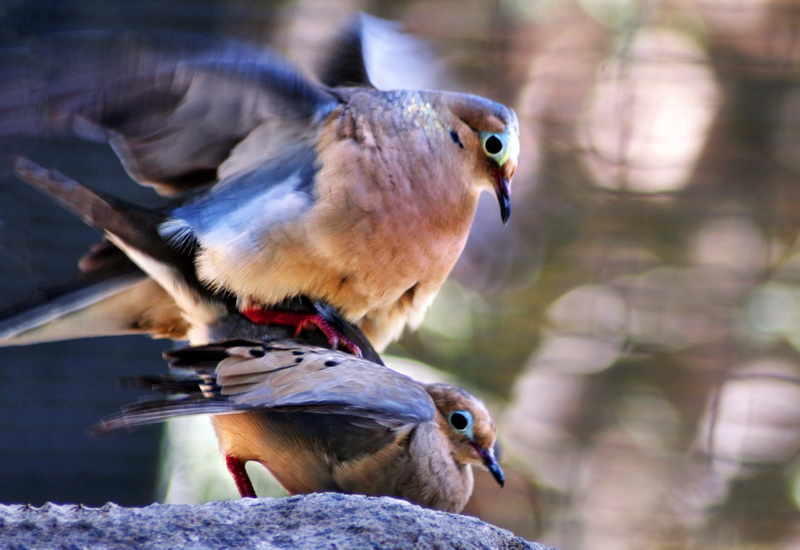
225;454;257;498
241;308;362;357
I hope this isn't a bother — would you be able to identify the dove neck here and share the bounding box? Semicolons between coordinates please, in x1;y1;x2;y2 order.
324;91;480;232
405;420;475;512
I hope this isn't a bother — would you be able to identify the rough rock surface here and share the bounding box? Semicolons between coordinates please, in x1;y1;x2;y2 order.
0;493;552;549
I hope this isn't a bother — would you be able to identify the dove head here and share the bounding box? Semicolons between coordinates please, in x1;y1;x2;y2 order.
426;383;505;487
432;92;519;225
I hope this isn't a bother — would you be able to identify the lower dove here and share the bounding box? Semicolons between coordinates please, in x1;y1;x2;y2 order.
93;339;504;513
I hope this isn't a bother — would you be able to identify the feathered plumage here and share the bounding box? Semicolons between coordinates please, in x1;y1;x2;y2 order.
0;16;519;350
94;338;503;512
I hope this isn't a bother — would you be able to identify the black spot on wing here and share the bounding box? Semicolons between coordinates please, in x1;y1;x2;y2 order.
265;364;298;374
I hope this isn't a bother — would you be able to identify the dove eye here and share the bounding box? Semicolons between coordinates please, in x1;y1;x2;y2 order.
484;135;503;155
480;132;511;165
447;410;474;437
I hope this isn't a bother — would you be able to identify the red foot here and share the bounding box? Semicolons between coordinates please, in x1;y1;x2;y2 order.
241;308;362;357
225;454;257;498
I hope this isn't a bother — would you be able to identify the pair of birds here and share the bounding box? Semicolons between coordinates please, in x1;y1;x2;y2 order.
0;15;519;512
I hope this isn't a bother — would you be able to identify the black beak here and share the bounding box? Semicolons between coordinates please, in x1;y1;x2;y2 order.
475;443;505;487
493;166;511;225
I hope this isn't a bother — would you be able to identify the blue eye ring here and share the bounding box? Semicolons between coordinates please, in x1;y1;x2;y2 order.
480;132;507;164
480;131;519;166
447;410;475;439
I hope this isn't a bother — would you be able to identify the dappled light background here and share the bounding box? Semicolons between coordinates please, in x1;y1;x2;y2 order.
2;0;800;547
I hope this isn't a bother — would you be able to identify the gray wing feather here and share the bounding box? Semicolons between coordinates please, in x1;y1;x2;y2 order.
91;397;241;435
214;343;435;427
94;340;433;436
317;13;443;91
1;32;337;194
0;272;154;345
167;144;318;241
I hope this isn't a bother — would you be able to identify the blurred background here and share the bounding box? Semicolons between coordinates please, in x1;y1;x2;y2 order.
2;0;800;547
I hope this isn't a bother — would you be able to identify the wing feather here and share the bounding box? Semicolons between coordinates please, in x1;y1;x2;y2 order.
2;31;337;195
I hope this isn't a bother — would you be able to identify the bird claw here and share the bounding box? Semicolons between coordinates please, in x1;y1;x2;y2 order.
241;307;362;358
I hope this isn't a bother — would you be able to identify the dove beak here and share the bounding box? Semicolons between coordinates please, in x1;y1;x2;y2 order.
472;442;505;487
492;162;514;225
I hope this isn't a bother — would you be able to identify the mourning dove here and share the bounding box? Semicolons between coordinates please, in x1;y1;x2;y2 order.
93;339;504;513
0;17;519;351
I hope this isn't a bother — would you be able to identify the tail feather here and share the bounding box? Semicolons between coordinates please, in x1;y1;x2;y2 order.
9;156;223;337
12;156;176;264
90;396;237;436
92;369;239;436
0;273;188;345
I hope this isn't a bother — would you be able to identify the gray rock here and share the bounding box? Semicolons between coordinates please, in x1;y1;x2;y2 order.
0;493;552;549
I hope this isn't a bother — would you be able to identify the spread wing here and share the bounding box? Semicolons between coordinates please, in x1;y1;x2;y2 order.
1;31;338;195
316;13;442;91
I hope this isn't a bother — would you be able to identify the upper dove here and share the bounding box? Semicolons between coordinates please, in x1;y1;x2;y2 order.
0;17;519;350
